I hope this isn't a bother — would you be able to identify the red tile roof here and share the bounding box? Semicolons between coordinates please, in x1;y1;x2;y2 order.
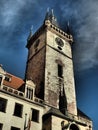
3;73;24;89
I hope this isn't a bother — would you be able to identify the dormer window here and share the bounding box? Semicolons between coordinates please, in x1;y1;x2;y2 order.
5;76;11;82
26;87;33;100
25;80;35;100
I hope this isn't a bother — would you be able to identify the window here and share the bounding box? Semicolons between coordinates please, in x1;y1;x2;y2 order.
11;126;20;130
5;76;11;82
13;103;23;117
31;108;39;122
0;97;7;112
26;87;33;100
0;123;3;130
58;64;63;78
0;76;2;85
69;124;79;130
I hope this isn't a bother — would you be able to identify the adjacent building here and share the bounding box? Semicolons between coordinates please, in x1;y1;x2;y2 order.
0;9;93;130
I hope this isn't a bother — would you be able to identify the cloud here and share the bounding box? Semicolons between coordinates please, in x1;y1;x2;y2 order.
73;0;98;71
59;0;98;72
0;0;98;76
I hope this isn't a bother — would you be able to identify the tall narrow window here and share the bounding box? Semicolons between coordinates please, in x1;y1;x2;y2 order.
0;76;2;85
13;103;23;117
58;64;63;78
31;108;39;122
26;87;33;100
0;123;3;130
0;97;7;112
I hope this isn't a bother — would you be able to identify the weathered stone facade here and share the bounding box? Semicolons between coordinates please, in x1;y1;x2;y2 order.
26;9;93;130
26;19;77;115
0;9;93;130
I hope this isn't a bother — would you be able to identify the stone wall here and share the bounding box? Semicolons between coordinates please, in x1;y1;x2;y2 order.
44;30;77;115
26;31;46;99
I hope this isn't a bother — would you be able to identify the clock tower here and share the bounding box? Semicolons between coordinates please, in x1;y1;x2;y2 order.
25;9;77;115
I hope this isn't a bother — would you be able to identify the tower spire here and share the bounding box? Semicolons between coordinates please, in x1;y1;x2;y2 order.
45;7;50;20
27;26;33;42
66;21;71;35
44;8;59;27
51;9;54;18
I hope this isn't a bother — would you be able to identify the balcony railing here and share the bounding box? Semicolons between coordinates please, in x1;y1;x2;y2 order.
1;85;24;97
34;97;44;104
0;85;44;104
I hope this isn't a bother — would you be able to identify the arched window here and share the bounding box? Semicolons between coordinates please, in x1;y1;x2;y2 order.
69;124;79;130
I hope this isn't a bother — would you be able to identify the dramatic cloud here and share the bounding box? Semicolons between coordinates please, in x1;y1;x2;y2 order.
72;0;98;71
0;0;98;75
57;0;98;72
0;0;98;129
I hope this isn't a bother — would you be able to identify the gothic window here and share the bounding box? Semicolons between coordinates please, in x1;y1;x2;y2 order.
13;103;23;117
11;126;20;130
0;123;3;130
0;97;7;112
58;64;63;78
31;108;39;122
26;87;33;100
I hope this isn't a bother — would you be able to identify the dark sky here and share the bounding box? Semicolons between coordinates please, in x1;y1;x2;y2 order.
0;0;98;130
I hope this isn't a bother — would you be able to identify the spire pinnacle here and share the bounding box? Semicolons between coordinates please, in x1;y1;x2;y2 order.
45;8;50;20
44;8;59;27
66;21;71;35
47;7;49;13
51;9;54;17
27;26;33;41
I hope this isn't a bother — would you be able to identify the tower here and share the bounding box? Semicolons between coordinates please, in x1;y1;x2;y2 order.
25;9;77;116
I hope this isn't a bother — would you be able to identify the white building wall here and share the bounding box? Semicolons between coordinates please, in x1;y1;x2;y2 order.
0;91;44;130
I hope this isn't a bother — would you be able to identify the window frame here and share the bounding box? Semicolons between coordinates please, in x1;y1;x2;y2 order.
0;97;7;113
31;108;39;123
0;123;3;130
13;103;23;118
26;87;33;100
0;76;2;85
11;126;20;130
58;64;63;78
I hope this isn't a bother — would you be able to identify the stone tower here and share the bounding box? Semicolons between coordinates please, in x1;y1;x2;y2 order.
25;9;77;116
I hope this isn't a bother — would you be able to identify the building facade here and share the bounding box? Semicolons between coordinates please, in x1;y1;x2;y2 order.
0;9;93;130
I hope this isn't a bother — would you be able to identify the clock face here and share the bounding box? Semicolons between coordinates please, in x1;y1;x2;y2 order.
55;37;64;47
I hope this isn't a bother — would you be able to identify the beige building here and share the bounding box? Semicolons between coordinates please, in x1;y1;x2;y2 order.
0;9;93;130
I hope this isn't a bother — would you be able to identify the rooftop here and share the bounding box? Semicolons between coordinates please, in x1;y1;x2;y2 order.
3;72;24;89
